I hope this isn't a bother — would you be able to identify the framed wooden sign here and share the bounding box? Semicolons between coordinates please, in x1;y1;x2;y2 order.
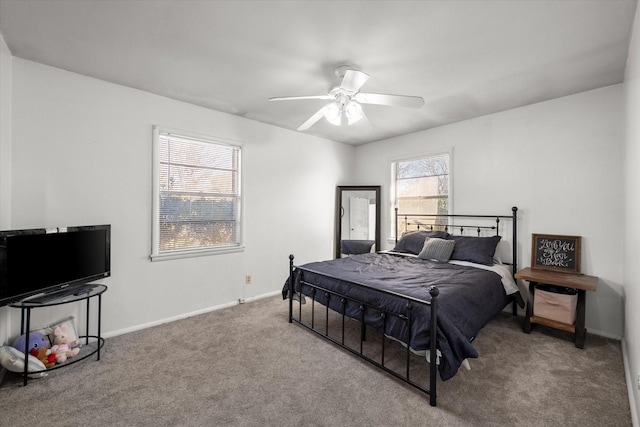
531;234;582;274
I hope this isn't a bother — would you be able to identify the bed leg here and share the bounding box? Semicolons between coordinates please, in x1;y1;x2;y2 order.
288;254;294;323
429;286;439;407
511;207;519;317
360;307;367;342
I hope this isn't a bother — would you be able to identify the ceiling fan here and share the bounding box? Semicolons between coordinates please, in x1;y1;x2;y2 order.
269;66;425;131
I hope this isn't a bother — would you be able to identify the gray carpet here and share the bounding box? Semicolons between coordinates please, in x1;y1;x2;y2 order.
0;295;631;426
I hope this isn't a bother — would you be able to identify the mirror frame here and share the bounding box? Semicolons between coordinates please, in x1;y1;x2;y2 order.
335;185;381;259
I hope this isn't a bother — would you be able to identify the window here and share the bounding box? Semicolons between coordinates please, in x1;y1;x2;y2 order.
151;126;242;260
392;152;450;236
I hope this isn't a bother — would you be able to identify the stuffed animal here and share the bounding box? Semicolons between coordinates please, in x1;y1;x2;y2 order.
49;325;80;363
30;347;56;369
13;332;48;354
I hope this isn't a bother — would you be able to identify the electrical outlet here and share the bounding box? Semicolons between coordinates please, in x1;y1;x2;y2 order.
245;275;252;284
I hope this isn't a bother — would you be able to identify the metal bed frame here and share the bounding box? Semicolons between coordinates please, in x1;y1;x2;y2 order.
287;207;519;407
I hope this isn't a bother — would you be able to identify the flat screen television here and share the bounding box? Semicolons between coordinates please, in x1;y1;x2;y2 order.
0;225;110;306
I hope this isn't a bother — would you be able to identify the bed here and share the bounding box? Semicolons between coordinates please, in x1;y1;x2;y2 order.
282;207;523;406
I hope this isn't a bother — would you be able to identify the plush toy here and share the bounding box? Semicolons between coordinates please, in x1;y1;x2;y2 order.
12;331;48;354
49;325;80;363
30;347;56;369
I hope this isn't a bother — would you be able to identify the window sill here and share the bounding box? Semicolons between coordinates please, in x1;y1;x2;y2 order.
150;245;245;262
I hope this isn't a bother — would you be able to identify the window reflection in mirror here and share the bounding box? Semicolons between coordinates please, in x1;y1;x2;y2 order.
335;186;380;258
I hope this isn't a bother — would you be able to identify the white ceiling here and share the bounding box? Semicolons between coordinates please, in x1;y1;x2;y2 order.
0;0;637;145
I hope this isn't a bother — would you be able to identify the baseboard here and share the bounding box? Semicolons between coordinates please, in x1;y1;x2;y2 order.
103;290;281;339
622;339;639;427
586;327;622;341
242;290;281;303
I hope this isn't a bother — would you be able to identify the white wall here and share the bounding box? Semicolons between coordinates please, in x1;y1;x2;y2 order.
355;85;625;339
0;33;11;229
624;3;640;424
0;33;13;349
5;58;354;339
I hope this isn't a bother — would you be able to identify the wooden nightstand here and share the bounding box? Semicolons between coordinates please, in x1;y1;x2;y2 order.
515;267;597;348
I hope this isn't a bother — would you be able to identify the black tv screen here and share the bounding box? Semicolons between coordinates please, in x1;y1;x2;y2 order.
0;225;110;306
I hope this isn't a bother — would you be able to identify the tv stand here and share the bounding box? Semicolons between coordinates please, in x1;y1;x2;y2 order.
10;284;107;385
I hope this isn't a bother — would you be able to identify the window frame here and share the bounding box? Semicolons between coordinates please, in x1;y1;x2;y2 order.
389;149;453;241
150;125;244;261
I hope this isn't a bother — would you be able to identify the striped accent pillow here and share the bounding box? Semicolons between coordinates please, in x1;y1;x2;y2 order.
417;237;456;262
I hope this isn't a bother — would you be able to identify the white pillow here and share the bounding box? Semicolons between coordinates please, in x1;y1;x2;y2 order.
0;345;48;378
34;315;80;348
493;240;512;265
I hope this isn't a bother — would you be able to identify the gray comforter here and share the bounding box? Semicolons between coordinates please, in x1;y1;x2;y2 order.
283;252;513;380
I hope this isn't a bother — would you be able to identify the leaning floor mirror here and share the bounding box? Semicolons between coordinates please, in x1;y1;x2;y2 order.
335;185;381;258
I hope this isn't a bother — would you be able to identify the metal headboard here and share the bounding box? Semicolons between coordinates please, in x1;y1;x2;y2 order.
395;207;519;276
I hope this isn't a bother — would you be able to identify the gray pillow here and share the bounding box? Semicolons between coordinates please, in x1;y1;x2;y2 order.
393;230;450;255
418;237;456;262
448;235;501;265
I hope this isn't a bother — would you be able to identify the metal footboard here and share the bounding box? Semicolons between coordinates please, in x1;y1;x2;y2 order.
287;254;440;406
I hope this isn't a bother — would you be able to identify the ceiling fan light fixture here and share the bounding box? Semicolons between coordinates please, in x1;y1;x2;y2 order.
345;100;364;125
324;102;342;126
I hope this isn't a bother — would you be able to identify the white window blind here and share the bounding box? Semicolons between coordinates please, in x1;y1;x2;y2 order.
152;127;242;260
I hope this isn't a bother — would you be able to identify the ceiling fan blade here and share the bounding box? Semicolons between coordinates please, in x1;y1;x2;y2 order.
340;70;370;94
354;92;425;109
269;95;333;102
297;105;329;131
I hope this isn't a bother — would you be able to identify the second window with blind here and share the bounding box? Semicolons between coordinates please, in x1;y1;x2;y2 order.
151;126;242;260
392;152;450;237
